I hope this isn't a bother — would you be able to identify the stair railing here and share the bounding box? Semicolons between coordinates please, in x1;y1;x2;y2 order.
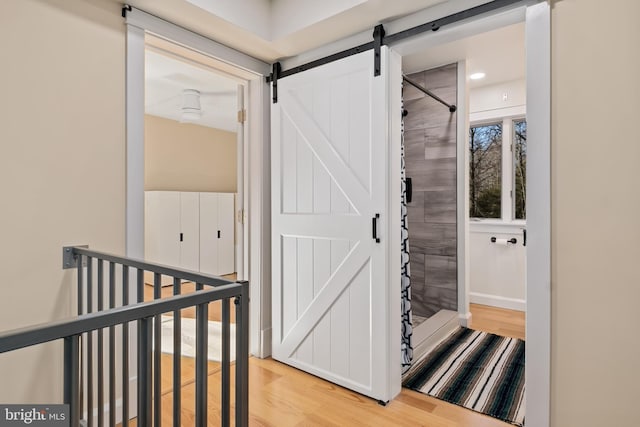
0;246;249;427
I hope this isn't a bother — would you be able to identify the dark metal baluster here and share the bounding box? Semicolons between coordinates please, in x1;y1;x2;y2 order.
221;298;230;427
236;281;250;427
108;262;116;427
195;297;208;426
77;254;84;315
172;277;181;427
87;256;94;427
76;254;84;424
97;260;104;427
153;273;162;427
121;266;129;427
138;317;152;427
137;269;144;304
64;335;81;427
136;269;147;426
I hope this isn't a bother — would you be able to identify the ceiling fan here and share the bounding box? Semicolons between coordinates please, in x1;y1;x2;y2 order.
179;88;236;123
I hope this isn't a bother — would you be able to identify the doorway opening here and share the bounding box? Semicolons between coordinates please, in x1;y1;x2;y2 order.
401;20;527;366
140;39;248;372
142;36;245;282
393;4;549;425
125;6;273;360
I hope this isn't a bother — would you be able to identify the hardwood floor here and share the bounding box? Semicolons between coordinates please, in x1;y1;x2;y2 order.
143;274;238;323
469;303;525;340
126;303;524;426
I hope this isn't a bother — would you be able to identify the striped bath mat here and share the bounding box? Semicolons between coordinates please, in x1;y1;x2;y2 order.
403;327;525;426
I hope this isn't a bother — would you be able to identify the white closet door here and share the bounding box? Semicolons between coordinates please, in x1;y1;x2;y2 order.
145;191;180;266
179;192;200;272
217;193;236;275
199;192;220;275
271;49;390;400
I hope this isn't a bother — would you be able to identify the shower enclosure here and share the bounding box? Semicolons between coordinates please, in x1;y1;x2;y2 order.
403;63;459;360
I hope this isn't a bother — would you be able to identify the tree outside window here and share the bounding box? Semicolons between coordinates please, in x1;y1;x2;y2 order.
513;120;527;219
469;123;502;218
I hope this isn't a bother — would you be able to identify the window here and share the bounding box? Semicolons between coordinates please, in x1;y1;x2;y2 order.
469;123;502;218
469;118;527;221
513;120;527;219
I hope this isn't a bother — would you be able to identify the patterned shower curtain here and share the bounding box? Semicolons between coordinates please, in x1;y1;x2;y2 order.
401;84;413;373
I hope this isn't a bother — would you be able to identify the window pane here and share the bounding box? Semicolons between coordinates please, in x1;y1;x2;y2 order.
469;123;502;218
513;120;527;219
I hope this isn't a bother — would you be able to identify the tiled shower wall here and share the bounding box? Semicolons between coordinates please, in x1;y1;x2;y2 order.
404;63;457;319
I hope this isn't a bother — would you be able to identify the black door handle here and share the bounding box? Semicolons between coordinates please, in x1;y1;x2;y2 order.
523;229;527;246
372;214;380;243
218;230;221;239
180;233;183;242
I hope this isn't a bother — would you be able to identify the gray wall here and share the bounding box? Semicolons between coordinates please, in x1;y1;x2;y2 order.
404;63;457;319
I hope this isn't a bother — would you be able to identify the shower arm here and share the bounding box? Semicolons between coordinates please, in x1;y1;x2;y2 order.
403;75;457;113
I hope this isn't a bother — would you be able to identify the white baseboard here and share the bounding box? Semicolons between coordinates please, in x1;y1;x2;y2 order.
259;327;272;358
470;292;526;312
458;311;472;327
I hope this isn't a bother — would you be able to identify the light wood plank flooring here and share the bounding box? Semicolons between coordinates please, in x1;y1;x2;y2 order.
143;274;238;323
469;303;525;340
126;303;524;426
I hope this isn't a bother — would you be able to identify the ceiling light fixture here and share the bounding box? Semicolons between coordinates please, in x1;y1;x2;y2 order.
470;72;486;80
181;89;202;122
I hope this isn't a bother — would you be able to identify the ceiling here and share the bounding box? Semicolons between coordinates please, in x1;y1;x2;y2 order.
111;0;455;62
403;22;525;88
141;0;524;129
145;49;238;131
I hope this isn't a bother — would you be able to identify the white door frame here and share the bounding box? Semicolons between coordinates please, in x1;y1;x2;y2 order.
389;2;550;426
124;7;272;358
523;4;551;426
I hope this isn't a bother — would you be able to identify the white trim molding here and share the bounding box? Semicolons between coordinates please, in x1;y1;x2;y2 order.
470;105;526;123
124;6;270;76
388;48;404;401
248;77;272;358
125;24;145;260
458;311;472;328
524;3;551;427
469;221;526;235
457;60;471;325
470;292;526;312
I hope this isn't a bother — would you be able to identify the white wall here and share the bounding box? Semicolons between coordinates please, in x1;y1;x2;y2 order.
469;223;526;311
470;79;526;116
468;79;526;311
0;0;125;403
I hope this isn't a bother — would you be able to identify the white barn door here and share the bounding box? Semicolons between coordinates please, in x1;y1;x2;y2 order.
272;49;395;401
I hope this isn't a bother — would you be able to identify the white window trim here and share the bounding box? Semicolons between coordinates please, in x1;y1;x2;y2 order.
469;108;526;224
